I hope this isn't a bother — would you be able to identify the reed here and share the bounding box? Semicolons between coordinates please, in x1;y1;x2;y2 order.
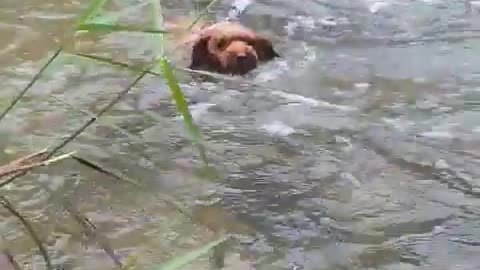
0;0;229;269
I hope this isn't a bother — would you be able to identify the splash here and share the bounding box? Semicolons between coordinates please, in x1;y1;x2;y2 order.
227;0;253;20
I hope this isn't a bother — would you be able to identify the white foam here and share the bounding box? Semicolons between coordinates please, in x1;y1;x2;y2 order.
420;131;453;139
285;21;299;36
260;120;295;136
272;91;320;106
354;82;371;90
368;1;390;13
320;17;337;27
182;103;215;121
228;0;253;19
434;159;450;170
470;1;480;12
271;91;355;111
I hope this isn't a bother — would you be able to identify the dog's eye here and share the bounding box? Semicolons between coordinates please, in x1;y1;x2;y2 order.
217;37;228;50
246;40;256;46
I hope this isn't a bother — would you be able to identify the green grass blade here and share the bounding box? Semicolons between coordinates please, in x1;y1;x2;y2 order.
93;2;149;25
82;2;152;29
154;235;229;270
150;0;164;55
74;53;160;79
75;0;109;28
158;58;209;167
75;22;168;34
89;13;119;25
159;59;195;138
75;53;138;70
188;0;221;30
151;0;165;72
150;0;163;32
0;48;63;124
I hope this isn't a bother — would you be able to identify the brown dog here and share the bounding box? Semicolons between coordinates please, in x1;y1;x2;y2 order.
166;19;280;75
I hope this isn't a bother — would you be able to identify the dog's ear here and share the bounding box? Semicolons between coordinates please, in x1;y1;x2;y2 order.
206;34;229;54
190;35;211;69
252;37;280;61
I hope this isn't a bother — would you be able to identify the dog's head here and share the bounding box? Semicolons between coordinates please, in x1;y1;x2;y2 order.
190;22;280;75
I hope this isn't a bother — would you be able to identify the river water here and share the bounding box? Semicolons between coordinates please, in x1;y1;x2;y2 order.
1;0;480;269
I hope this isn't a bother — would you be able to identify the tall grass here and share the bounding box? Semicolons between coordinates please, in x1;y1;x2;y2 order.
74;0;210;169
72;0;222;267
0;0;229;269
153;235;229;270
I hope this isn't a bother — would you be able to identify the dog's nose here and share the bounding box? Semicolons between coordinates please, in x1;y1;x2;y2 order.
236;55;248;63
237;54;247;61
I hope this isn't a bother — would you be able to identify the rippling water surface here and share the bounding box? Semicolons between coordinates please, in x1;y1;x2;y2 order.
1;0;480;269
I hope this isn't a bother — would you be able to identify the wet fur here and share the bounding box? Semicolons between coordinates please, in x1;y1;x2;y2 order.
165;18;279;75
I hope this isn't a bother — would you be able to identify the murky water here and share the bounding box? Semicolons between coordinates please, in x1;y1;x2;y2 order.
1;0;480;269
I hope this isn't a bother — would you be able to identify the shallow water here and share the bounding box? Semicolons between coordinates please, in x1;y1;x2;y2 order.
1;0;480;269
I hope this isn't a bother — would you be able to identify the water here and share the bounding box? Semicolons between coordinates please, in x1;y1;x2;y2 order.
1;0;480;269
